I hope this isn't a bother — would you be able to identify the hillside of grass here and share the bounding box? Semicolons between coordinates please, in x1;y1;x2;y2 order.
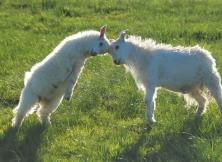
0;0;222;161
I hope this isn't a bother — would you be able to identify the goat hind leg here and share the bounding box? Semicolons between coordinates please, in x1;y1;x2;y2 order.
37;95;63;126
205;72;222;115
144;87;157;125
12;87;38;128
190;89;208;117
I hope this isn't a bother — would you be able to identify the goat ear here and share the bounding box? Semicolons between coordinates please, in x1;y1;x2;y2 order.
100;25;107;38
119;29;128;41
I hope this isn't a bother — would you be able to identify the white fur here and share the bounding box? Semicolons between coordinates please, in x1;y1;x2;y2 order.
12;30;110;128
109;34;222;124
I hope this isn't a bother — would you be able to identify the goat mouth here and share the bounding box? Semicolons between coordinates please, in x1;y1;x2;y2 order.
114;60;121;65
90;50;98;56
91;53;97;56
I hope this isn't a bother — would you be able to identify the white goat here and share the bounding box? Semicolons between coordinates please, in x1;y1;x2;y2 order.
109;30;222;125
12;26;110;128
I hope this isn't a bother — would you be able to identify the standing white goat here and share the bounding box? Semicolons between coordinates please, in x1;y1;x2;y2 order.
12;26;110;128
109;30;222;125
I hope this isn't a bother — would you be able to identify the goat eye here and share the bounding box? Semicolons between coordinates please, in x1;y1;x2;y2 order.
115;45;119;50
99;42;103;47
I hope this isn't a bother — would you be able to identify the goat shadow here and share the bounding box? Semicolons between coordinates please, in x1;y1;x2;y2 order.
0;124;45;162
112;117;221;162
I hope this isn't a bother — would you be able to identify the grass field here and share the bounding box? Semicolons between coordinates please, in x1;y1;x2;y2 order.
0;0;222;161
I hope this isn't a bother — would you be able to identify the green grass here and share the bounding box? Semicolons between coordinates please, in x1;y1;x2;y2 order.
0;0;222;161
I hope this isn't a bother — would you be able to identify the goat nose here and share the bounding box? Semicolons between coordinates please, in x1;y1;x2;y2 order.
114;60;119;65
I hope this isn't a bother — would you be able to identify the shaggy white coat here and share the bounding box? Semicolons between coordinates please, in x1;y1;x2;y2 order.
109;31;222;124
12;29;109;128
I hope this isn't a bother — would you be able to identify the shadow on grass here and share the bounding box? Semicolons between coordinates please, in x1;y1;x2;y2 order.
112;117;213;162
113;125;153;162
0;124;45;162
145;118;204;162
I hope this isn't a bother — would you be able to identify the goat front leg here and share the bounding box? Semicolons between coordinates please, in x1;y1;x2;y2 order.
145;86;157;125
64;71;78;101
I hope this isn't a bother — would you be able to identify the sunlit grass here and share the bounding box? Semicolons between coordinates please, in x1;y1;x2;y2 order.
0;0;222;161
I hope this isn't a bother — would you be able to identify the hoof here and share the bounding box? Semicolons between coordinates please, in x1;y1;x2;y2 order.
42;119;51;128
64;92;73;101
195;110;205;118
39;116;51;127
11;117;22;130
195;113;202;118
11;122;20;130
143;124;153;131
146;117;157;126
64;95;71;101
